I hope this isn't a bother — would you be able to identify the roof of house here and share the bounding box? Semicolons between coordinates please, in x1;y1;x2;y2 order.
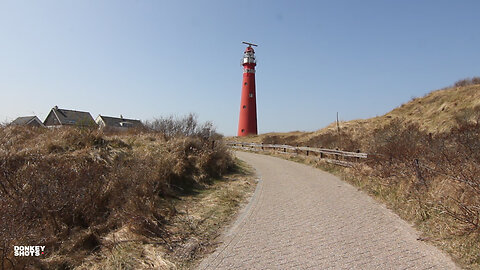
11;116;44;126
96;115;143;128
49;106;95;126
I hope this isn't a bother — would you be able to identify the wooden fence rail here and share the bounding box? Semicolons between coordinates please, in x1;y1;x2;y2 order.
226;142;368;167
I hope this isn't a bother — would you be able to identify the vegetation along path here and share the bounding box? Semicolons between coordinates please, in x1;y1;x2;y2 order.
198;151;458;269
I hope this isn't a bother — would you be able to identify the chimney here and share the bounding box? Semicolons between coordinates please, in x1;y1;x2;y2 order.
120;114;123;119
54;105;58;110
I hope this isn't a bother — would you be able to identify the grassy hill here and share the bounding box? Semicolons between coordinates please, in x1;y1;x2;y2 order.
234;79;480;149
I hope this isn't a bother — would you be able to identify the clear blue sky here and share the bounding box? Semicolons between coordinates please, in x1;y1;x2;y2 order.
1;1;479;135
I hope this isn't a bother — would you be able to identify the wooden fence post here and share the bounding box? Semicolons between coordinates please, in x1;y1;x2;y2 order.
414;159;426;187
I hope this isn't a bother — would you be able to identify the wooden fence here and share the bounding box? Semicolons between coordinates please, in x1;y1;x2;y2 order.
226;142;367;167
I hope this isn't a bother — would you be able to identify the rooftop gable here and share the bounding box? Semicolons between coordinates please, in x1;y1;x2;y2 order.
45;106;96;126
11;116;44;126
96;115;143;128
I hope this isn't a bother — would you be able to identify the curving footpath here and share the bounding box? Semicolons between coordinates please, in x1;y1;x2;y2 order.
198;152;459;270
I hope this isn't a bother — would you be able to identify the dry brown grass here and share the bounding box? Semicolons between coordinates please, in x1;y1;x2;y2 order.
0;124;236;269
76;159;256;270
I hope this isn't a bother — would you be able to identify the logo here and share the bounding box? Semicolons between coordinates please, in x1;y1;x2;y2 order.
13;246;45;257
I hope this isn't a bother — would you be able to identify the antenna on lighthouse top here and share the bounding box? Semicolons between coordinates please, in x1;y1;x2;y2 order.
242;41;258;47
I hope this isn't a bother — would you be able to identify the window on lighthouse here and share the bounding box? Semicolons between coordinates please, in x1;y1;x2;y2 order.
249;93;253;98
243;53;256;64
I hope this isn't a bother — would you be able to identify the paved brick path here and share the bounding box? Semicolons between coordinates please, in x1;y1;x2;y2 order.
198;152;458;269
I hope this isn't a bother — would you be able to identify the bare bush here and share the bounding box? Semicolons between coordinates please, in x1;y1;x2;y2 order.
358;114;480;235
453;77;480;87
145;113;219;140
472;77;480;85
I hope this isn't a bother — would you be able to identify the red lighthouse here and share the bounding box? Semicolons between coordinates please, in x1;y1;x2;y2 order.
237;41;258;136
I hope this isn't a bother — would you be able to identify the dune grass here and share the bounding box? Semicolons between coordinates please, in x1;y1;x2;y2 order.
0;124;241;269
